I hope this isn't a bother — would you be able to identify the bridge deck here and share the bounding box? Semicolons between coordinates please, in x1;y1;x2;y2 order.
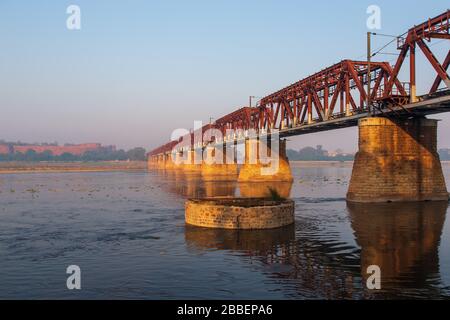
148;93;450;155
279;91;450;138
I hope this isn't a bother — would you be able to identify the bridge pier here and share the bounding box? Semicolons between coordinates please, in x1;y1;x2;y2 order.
147;155;155;169
156;153;166;169
180;149;202;172
201;145;238;181
148;154;165;170
347;117;449;203
238;138;293;182
163;152;176;170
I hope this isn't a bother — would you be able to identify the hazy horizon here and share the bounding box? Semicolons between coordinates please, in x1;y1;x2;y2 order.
1;1;449;153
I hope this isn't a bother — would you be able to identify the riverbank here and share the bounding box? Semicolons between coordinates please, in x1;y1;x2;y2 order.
1;160;449;174
0;161;147;174
290;160;450;167
290;160;353;167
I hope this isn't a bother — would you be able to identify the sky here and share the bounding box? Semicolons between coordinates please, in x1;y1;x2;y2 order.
0;0;449;152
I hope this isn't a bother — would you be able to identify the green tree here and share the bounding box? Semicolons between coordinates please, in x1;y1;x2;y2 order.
58;152;77;162
39;150;53;161
24;150;38;161
126;147;147;161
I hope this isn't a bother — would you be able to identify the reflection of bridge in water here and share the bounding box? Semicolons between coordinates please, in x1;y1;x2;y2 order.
158;170;292;199
348;201;448;297
154;170;449;298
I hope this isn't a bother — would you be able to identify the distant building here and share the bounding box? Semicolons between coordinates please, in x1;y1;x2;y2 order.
0;142;116;156
0;144;13;155
328;149;353;159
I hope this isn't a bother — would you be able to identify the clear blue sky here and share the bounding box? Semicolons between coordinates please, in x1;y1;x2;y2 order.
0;0;449;152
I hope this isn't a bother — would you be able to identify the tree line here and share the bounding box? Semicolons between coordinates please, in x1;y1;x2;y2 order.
287;146;450;161
287;146;354;161
0;147;147;162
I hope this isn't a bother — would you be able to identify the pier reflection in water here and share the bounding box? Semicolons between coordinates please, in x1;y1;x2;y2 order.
158;170;293;199
185;224;295;253
348;201;448;298
160;171;237;198
159;170;449;299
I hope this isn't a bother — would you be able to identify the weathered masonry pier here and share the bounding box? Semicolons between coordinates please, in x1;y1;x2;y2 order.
148;136;295;183
238;139;293;182
148;11;450;204
185;198;295;230
347;117;448;202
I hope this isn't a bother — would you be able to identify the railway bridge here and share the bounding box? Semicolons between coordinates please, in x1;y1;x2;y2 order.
148;10;450;203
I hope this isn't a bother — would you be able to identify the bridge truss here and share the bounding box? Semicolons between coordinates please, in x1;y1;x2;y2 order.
149;10;450;156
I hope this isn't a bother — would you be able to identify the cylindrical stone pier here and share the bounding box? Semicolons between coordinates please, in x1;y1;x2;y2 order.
164;152;176;170
347;117;448;203
238;138;293;182
147;155;155;170
201;145;238;181
185;198;295;230
181;150;202;172
147;154;166;170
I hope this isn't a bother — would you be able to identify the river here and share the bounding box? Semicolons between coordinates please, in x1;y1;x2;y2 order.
0;162;449;299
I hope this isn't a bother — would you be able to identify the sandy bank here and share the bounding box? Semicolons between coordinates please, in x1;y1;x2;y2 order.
0;161;147;174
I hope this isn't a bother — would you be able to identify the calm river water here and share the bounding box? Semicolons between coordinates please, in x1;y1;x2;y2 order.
1;162;450;299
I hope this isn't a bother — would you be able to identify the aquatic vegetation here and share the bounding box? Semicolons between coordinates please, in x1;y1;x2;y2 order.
267;187;285;201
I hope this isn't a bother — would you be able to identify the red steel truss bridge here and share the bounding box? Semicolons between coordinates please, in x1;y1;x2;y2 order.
149;10;450;156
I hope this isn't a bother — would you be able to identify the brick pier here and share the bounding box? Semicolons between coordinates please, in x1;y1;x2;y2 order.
238;139;293;182
347;117;449;203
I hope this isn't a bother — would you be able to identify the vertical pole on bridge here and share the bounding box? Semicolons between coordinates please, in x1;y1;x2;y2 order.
410;43;417;103
367;32;372;115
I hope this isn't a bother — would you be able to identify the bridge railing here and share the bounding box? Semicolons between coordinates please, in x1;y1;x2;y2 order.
374;82;410;99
